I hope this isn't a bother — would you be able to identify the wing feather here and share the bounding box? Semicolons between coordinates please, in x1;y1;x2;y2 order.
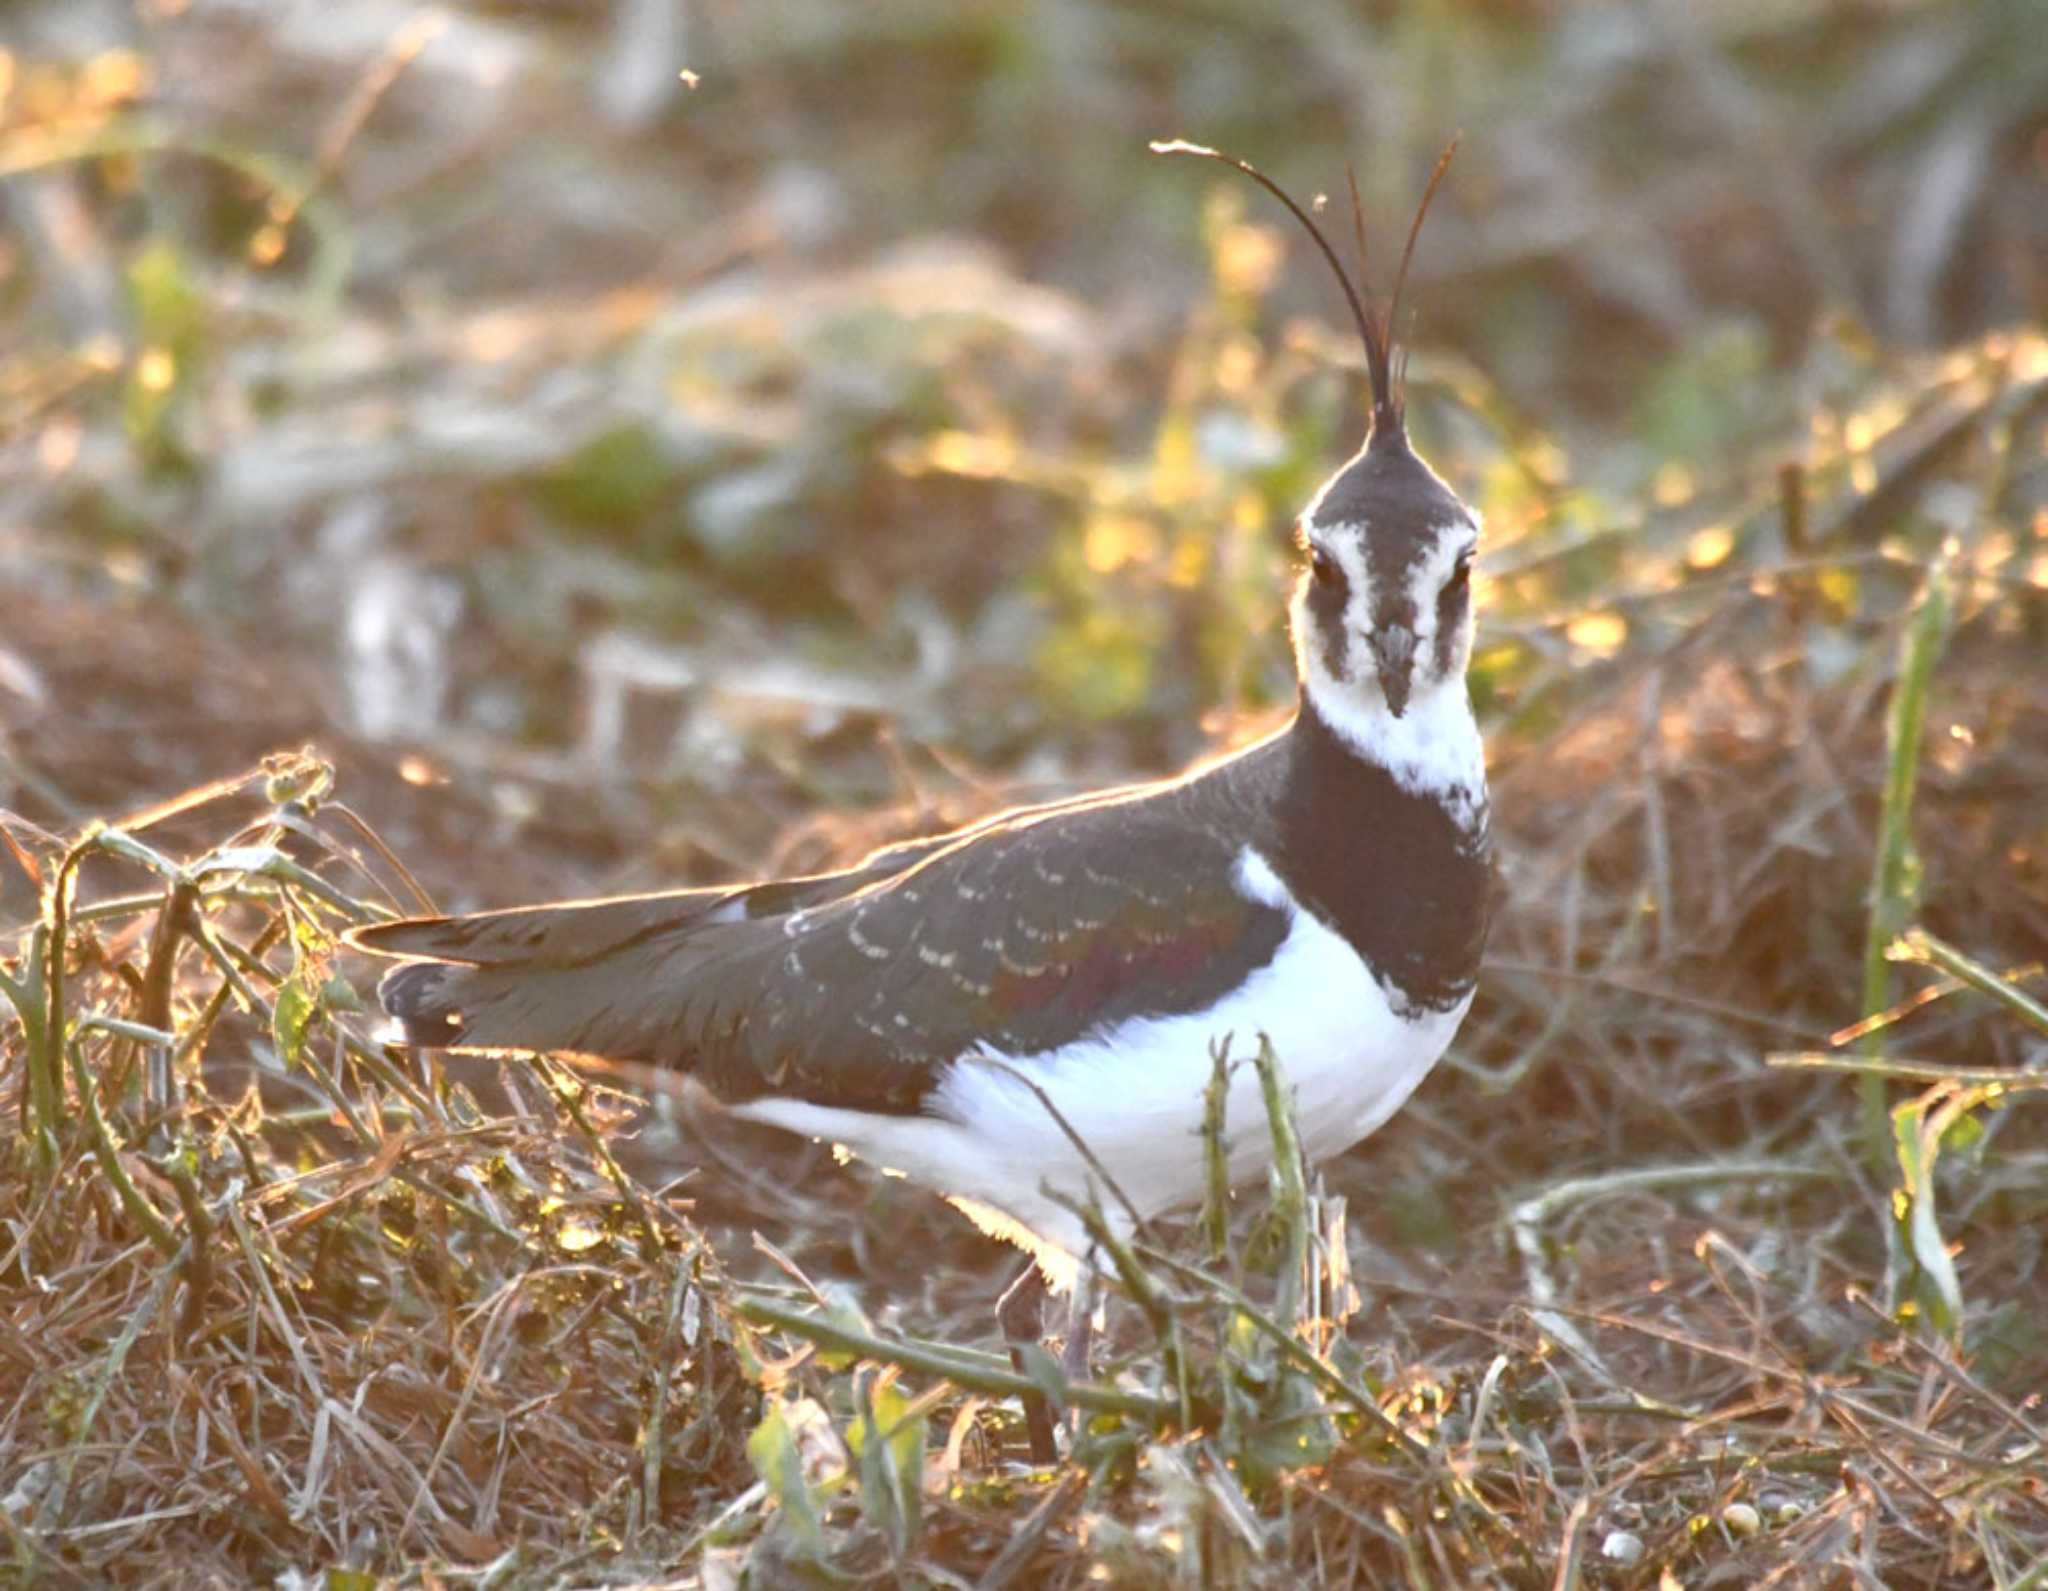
359;750;1292;1114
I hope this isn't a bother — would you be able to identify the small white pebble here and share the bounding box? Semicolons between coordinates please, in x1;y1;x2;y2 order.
1723;1502;1762;1537
1601;1530;1645;1566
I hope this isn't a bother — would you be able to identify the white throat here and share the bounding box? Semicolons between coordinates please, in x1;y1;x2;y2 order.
1301;668;1488;832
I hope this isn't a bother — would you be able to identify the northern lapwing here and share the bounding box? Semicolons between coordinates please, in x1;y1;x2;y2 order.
352;141;1491;1460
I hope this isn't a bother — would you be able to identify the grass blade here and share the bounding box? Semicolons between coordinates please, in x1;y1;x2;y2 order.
1858;544;1953;1163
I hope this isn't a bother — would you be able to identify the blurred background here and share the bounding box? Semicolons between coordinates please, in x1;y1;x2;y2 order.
3;0;2042;904
3;1;2048;1579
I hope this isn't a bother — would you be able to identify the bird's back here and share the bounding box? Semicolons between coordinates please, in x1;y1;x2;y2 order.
359;732;1302;1112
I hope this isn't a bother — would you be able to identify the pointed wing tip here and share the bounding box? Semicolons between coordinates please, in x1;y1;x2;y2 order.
346;916;473;963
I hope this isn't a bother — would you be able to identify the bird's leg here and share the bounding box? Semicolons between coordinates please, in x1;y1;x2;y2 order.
1061;1256;1098;1384
996;1256;1058;1464
995;1253;1047;1342
1058;1252;1100;1444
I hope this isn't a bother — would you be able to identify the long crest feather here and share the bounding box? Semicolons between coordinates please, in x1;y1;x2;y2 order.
1344;164;1373;317
1151;135;1459;444
1382;135;1460;405
1343;163;1396;435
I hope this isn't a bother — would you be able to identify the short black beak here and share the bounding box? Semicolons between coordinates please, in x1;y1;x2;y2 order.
1371;629;1414;718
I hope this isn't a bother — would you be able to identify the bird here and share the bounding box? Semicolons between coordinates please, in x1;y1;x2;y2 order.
351;140;1490;1455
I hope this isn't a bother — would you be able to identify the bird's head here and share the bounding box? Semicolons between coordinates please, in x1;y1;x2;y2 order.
1293;425;1477;725
1154;137;1479;734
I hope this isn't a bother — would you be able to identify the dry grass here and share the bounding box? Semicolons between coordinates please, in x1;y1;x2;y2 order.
5;502;2047;1585
0;779;753;1584
3;7;2046;1574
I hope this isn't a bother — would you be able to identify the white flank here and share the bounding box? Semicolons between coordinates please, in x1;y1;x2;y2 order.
732;846;1472;1283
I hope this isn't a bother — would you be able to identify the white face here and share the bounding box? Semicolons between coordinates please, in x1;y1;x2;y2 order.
1289;439;1481;726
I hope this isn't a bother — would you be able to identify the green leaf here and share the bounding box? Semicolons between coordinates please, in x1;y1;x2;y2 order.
271;965;319;1071
1890;1091;1965;1339
122;236;208;471
1938;1108;1985;1160
539;421;677;529
745;1402;827;1557
126;236;206;367
1236;1365;1334;1490
319;973;365;1015
847;1373;924;1556
811;1291;871;1373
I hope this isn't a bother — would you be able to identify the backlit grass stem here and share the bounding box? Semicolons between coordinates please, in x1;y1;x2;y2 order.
1199;1037;1233;1263
1891;929;2048;1041
1250;1035;1309;1328
732;1294;1177;1425
1858;545;1953;1164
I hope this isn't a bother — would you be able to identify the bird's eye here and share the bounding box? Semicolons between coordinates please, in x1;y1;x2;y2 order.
1308;547;1340;586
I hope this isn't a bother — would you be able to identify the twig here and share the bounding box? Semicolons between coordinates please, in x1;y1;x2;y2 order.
69;1036;178;1260
731;1295;1175;1423
1891;930;2048;1040
1768;1051;2048;1089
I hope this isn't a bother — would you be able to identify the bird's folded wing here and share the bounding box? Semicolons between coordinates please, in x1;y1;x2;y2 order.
351;885;744;967
349;782;1128;969
359;782;1291;1115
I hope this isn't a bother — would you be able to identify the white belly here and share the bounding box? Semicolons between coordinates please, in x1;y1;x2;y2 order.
733;847;1472;1283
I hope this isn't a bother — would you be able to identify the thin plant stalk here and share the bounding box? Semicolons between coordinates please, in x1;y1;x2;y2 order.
731;1295;1177;1424
1892;929;2048;1041
1250;1035;1309;1328
1199;1037;1233;1263
3;926;59;1167
1859;546;1952;1163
